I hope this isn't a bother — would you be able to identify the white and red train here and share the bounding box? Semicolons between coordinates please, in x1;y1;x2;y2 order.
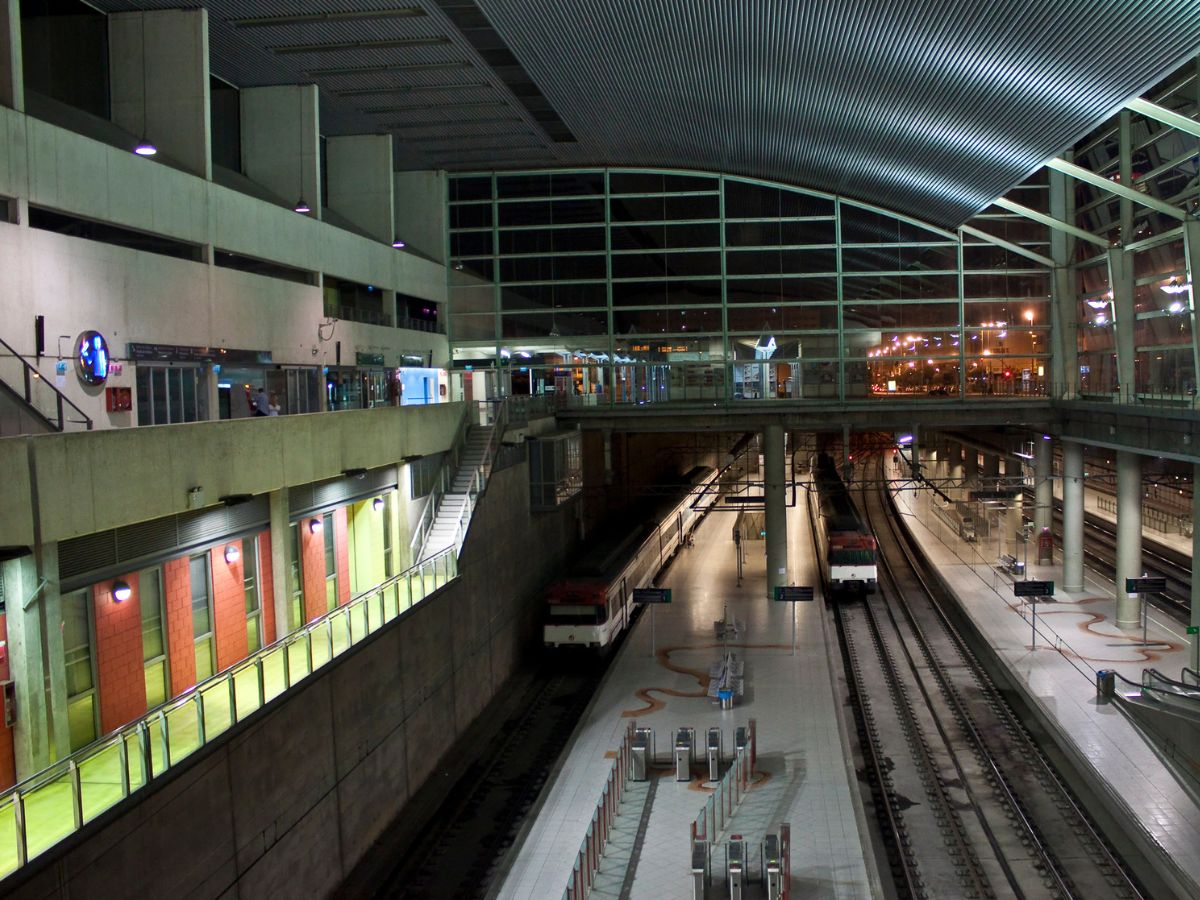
812;452;878;596
543;466;719;649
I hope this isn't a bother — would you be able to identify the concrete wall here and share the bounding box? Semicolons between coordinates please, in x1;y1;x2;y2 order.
0;104;450;427
0;400;465;547
0;456;576;900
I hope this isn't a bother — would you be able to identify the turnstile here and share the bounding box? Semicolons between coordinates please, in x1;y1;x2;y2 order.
675;727;695;781
690;839;708;898
765;833;783;899
632;727;653;781
727;836;745;899
707;726;722;782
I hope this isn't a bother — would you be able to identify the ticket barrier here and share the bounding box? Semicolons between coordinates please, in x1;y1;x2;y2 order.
690;839;709;898
675;727;695;781
707;727;722;782
764;833;783;899
735;725;748;755
727;836;745;899
632;727;653;781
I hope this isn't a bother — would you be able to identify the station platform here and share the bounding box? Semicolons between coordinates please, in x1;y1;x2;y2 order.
894;483;1200;898
495;500;876;899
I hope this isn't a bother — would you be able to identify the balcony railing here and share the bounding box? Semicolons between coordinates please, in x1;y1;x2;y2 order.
0;548;458;879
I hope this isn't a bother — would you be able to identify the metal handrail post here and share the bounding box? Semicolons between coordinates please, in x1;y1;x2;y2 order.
118;733;131;797
13;791;27;866
68;760;83;829
138;720;152;783
194;692;207;747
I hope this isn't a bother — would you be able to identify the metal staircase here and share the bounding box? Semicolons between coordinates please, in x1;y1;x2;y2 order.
413;400;507;562
0;334;93;435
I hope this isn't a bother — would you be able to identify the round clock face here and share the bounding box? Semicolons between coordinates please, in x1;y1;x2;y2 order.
76;331;110;385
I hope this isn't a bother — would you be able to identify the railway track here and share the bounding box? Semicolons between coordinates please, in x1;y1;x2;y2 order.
833;466;1144;899
340;658;606;899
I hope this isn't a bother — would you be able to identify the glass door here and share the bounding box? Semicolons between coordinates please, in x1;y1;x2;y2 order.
63;590;98;751
140;567;170;708
244;539;263;652
190;555;215;681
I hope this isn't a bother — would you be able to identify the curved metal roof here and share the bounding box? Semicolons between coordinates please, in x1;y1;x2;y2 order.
91;0;1200;227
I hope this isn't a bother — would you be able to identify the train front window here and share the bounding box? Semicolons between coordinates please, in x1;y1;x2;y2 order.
831;549;874;565
548;604;605;624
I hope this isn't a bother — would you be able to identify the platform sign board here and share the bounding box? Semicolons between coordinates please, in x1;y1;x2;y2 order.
773;586;814;602
1013;580;1054;597
969;489;1021;501
1125;577;1167;594
633;588;672;604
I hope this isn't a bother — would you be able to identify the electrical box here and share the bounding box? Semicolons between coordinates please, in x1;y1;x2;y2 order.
106;386;133;412
2;680;15;727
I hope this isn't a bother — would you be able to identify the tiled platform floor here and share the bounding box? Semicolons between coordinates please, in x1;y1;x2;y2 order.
895;483;1200;898
496;497;875;900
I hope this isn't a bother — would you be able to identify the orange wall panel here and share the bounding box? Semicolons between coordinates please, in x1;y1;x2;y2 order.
92;575;147;734
163;558;196;696
210;544;248;673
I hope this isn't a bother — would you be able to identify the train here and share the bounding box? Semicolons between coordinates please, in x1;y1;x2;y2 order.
811;452;878;596
543;466;720;649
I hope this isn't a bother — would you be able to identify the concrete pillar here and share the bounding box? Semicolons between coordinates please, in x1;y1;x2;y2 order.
395;170;448;264
1112;110;1136;404
1062;442;1085;592
1183;220;1200;397
1115;451;1143;628
963;446;978;491
0;0;23;111
602;428;614;485
1192;465;1200;653
946;440;964;499
982;453;1001;484
269;489;293;636
327;134;395;244
109;9;211;179
1005;458;1024;565
763;424;788;596
241;84;321;218
1;553;53;778
1034;435;1052;533
39;543;69;762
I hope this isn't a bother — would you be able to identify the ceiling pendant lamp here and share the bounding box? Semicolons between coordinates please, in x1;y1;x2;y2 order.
133;14;156;157
293;87;310;214
294;196;312;214
391;236;406;248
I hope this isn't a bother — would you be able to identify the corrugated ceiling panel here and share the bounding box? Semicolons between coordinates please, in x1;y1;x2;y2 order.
83;0;1200;226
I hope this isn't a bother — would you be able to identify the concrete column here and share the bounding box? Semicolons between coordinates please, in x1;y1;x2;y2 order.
1062;442;1085;592
1005;459;1024;564
109;9;211;179
327;134;395;244
241;84;321;218
1034;435;1052;533
1115;451;1143;628
1192;464;1200;650
395;170;447;264
1112;111;1136;404
602;428;614;485
947;441;964;499
1183;220;1200;397
0;0;23;111
269;489;293;636
39;543;69;762
982;453;1001;485
963;446;978;492
763;424;788;596
1;553;53;778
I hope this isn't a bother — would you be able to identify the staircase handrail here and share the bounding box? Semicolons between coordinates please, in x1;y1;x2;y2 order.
0;335;93;431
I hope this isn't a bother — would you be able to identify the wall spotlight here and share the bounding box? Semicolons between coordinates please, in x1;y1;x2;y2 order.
112;580;132;603
391;237;406;249
224;543;241;564
293;197;312;215
373;497;385;512
309;518;323;534
133;138;158;157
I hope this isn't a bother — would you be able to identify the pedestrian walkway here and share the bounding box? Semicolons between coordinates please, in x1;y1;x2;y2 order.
895;484;1200;899
496;497;874;899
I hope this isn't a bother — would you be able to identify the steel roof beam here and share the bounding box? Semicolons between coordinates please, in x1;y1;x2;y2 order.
1044;158;1188;222
959;225;1055;268
992;197;1109;248
1126;97;1200;140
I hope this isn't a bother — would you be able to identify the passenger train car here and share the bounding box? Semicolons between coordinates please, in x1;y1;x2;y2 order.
544;466;719;649
812;453;877;597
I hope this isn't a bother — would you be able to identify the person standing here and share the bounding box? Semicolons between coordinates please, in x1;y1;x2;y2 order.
253;385;269;417
268;392;281;416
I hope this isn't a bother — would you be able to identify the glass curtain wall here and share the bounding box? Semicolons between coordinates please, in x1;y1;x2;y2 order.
1068;70;1198;399
447;169;1052;404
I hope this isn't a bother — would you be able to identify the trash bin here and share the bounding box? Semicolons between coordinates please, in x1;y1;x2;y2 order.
1096;669;1116;702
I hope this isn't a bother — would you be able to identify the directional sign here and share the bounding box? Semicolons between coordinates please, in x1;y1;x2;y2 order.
1125;577;1167;594
1187;625;1199;636
970;489;1021;501
633;587;672;604
1014;580;1054;598
773;586;814;602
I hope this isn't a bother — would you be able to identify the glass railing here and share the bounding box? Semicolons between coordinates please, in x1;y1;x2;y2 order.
0;547;458;879
563;722;634;900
